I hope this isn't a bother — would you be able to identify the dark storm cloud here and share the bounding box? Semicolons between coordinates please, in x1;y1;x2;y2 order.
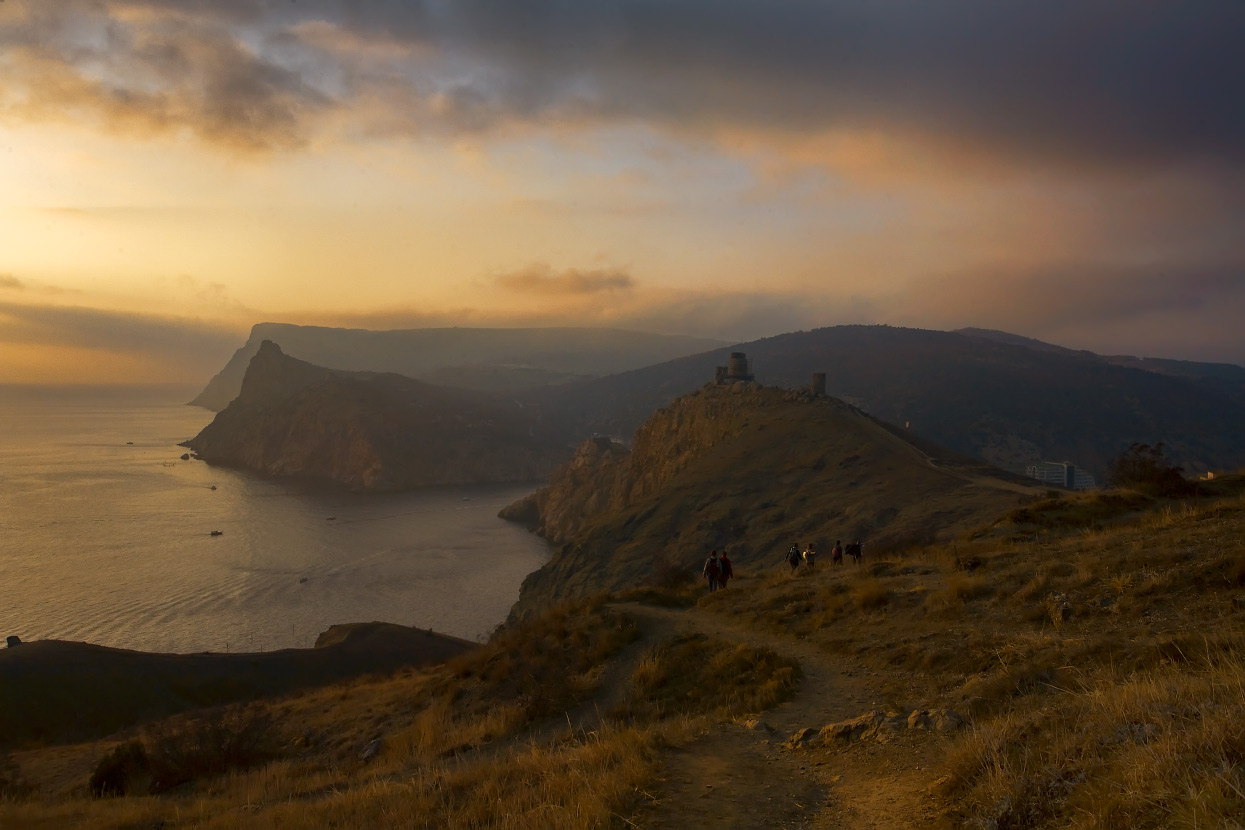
495;265;635;295
326;0;1245;169
4;0;1244;167
0;0;331;151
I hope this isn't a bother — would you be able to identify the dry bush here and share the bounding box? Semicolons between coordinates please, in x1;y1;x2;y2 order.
933;572;990;608
853;577;891;611
0;754;31;800
88;740;149;797
88;706;281;797
614;634;800;721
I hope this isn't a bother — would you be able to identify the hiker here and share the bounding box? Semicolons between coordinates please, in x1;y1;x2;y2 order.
719;550;734;589
786;543;802;572
803;544;817;569
831;540;843;566
703;550;721;593
847;540;863;565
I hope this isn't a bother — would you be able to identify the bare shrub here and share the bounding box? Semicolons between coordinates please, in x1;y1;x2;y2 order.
88;741;150;797
165;706;275;788
853;577;891;611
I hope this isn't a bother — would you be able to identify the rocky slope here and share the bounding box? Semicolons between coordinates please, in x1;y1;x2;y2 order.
186;341;569;491
506;382;1041;616
190;323;723;410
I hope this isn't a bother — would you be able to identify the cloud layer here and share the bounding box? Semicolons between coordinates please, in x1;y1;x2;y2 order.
495;264;634;295
5;0;1244;171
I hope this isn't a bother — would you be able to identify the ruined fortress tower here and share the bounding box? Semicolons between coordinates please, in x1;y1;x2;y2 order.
714;352;755;384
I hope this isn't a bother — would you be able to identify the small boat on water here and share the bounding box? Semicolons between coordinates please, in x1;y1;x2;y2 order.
209;530;224;536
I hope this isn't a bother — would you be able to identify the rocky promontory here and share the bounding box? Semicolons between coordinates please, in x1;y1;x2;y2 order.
185;341;570;491
505;383;1039;617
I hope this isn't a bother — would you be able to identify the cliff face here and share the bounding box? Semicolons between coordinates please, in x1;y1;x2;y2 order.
187;341;569;491
506;383;1040;617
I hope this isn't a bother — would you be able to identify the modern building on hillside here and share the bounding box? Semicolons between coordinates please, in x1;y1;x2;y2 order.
1026;461;1097;490
714;352;755;384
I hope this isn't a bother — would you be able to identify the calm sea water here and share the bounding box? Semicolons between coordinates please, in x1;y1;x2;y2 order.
0;387;552;653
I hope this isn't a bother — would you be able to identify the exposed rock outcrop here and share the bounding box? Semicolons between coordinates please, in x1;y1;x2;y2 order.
786;708;966;749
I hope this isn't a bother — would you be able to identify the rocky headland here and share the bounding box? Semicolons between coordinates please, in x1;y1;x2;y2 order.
185;341;570;491
505;382;1040;617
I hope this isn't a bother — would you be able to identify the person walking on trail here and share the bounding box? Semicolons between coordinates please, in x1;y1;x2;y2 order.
831;540;843;566
847;540;863;565
803;544;817;569
703;550;722;593
786;543;802;572
719;550;734;589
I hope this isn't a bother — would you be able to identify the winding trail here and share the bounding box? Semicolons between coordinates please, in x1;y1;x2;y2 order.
609;601;953;829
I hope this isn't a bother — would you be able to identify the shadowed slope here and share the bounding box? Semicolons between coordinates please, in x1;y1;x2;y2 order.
0;623;472;750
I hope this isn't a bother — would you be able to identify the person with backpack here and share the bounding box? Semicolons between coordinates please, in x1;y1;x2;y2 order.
719;550;734;589
847;540;863;565
786;543;802;572
831;540;844;566
803;544;817;569
703;550;722;593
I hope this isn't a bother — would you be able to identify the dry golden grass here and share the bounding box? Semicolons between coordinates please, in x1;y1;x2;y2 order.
692;486;1245;826
1;594;804;829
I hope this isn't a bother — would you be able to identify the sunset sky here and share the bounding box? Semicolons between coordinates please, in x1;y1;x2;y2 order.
2;1;1243;383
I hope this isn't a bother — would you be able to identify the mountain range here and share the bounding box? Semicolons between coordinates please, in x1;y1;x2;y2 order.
522;325;1245;478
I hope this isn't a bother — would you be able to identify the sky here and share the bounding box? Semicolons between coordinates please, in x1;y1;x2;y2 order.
1;0;1243;383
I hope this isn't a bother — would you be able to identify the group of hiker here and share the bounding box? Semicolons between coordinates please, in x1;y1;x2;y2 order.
787;540;862;571
703;539;864;591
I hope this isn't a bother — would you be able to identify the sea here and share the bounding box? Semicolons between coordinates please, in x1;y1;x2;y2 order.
0;386;552;654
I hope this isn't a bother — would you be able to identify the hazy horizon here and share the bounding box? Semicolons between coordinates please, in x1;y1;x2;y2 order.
2;1;1243;383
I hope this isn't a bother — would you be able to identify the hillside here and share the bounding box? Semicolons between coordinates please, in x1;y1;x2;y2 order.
5;481;1245;828
958;327;1245;407
524;325;1245;477
185;341;569;491
506;382;1040;617
0;622;472;750
190;323;724;410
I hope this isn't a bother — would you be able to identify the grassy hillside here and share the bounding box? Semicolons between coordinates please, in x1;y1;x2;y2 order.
510;383;1040;616
5;481;1245;828
0;623;472;751
525;325;1245;477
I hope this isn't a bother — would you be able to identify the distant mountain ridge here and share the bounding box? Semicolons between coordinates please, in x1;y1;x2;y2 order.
956;328;1245;406
186;341;569;490
507;382;1039;617
521;325;1245;478
189;323;725;411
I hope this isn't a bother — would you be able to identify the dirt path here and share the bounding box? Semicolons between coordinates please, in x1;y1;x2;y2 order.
611;602;952;829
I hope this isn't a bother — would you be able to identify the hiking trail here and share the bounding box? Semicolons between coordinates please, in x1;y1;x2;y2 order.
609;601;954;829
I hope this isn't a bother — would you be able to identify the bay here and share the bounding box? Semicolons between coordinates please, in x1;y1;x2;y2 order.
0;386;551;653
